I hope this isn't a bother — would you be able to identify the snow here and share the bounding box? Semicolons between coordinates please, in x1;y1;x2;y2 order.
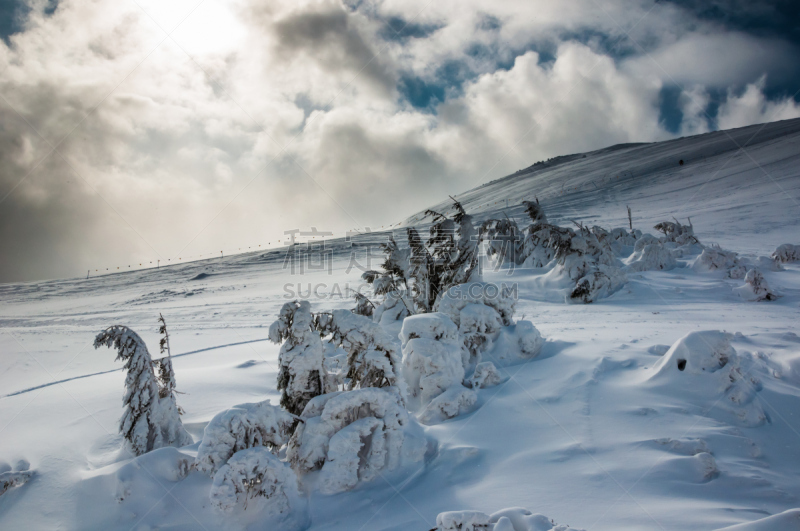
209;447;308;529
194;400;295;475
2;118;800;530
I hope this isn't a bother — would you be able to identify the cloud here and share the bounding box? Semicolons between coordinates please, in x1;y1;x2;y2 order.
0;0;798;281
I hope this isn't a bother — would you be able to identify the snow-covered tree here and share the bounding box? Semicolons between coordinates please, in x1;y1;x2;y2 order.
480;217;522;268
430;199;481;292
195;400;296;476
522;198;547;225
286;388;426;494
315;310;406;399
773;243;800;263
361;234;414;321
269;301;333;416
94;326;192;456
407;226;436;313
210;447;304;516
351;292;375;318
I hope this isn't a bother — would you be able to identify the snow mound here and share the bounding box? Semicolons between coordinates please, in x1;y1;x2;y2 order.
210;447;308;529
469;361;504;388
734;268;778;301
419;385;478;424
624;240;677;272
0;470;33;496
567;261;627;304
772;244;800;263
195;400;295;475
436;507;585;531
286;388;426;493
714;509;800;530
692;247;740;275
651;452;719;483
649;331;766;426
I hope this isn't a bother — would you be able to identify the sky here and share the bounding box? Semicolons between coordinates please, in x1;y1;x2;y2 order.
0;0;799;282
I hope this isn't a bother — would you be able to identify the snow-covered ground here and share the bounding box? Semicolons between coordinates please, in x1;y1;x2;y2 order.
1;118;800;530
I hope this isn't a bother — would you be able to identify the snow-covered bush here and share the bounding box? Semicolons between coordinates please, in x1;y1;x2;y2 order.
437;282;516;328
399;313;468;409
692;246;740;275
773;243;800;263
435;507;585;531
372;291;413;324
419;385;478;424
468;361;503;388
654;219;698;245
734;268;777;301
515;320;545;358
210;447;304;517
567;261;627;303
0;470;33;496
195;400;296;475
286;388;425;493
94;326;192;456
315;309;406;398
269;300;333;415
624;238;677;272
459;303;504;366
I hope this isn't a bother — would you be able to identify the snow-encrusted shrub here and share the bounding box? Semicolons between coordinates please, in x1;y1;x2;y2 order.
419;385;478;424
286;388;425;493
459;303;504;366
624;238;677;272
372;291;413;324
210;447;304;517
0;470;33;496
522;223;627;304
654;219;698;245
315;309;406;398
649;331;766;426
94;326;192;456
734;268;777;301
692;246;740;275
773;243;800;263
269;300;333;415
399;313;469;408
567;261;627;303
195;400;296;475
468;361;503;389
352;292;374;318
437;282;516;328
435;507;585;531
599;226;641;256
515;320;545;358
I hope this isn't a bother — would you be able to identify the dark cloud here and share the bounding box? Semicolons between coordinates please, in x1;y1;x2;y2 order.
272;3;396;95
377;15;442;42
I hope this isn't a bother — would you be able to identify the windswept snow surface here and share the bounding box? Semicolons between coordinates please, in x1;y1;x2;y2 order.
1;118;800;530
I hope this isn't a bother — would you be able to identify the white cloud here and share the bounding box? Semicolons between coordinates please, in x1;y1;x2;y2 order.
0;0;796;281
